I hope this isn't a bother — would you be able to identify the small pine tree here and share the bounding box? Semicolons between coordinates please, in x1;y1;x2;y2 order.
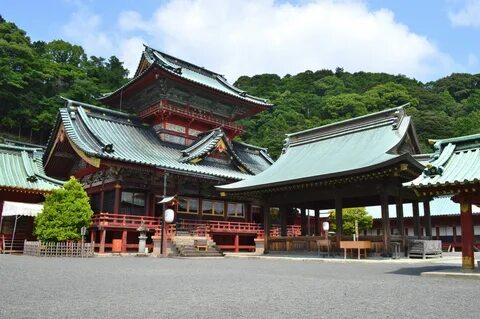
35;176;93;242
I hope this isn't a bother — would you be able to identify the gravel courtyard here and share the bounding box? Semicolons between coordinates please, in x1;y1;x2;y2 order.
0;255;479;319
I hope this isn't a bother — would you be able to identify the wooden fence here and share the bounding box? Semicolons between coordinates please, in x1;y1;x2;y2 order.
23;241;94;257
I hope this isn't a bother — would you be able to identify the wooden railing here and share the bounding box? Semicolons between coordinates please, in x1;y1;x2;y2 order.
92;213;161;229
139;100;244;133
206;220;262;234
91;213;303;239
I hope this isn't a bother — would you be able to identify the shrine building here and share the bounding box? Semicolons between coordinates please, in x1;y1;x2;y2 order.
43;46;275;253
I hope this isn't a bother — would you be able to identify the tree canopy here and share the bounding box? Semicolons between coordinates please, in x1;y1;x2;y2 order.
0;16;129;143
2;15;480;159
236;70;480;158
328;207;373;236
34;177;93;242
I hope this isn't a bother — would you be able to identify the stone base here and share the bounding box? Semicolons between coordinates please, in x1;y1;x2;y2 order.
151;236;174;257
254;238;265;255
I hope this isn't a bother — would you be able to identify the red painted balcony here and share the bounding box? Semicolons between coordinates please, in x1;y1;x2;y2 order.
92;213;161;229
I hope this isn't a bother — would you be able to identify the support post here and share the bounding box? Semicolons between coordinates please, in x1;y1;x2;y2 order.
460;202;475;269
335;197;343;246
90;228;96;244
113;183;121;214
263;206;270;254
395;197;405;237
234;234;239;253
423;200;432;237
301;208;307;236
395;197;406;254
280;206;287;237
412;201;420;238
380;193;391;256
161;173;168;257
314;208;320;236
0;200;4;234
99;229;106;254
121;230;127;253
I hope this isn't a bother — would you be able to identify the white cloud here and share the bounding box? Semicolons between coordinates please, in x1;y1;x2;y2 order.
448;0;480;27
114;0;455;82
63;9;113;56
118;37;146;75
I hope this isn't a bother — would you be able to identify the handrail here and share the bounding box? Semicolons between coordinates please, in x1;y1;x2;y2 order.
92;213;161;228
92;213;302;238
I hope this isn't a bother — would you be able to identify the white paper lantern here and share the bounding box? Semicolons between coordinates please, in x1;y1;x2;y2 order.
164;209;175;224
322;221;330;232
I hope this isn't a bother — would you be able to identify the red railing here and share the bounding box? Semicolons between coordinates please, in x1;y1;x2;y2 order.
91;214;302;238
207;220;262;234
92;213;161;229
139;100;244;133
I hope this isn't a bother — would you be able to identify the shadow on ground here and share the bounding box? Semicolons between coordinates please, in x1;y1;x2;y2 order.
388;265;459;276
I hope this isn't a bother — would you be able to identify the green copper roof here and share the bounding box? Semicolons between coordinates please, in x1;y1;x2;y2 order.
99;46;272;107
0;144;63;193
47;99;272;181
218;106;423;192
404;133;480;189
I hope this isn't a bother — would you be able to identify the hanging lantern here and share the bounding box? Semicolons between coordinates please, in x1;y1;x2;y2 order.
322;221;330;232
164;209;175;224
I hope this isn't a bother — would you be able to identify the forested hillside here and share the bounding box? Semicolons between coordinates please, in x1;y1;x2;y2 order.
0;16;129;142
235;70;480;158
2;16;480;159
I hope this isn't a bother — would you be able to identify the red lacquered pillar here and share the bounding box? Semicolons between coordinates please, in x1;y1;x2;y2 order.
460;202;475;269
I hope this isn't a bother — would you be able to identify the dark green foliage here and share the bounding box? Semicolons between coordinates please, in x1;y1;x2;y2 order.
2;15;480;158
328;208;373;236
34;177;93;242
236;70;480;158
0;17;129;143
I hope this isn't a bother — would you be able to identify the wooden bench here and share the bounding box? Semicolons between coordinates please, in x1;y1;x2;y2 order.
340;241;371;259
194;239;208;252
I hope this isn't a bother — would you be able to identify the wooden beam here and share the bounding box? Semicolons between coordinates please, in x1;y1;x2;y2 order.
412;201;420;238
423;200;432;237
99;229;106;254
263;205;270;254
113;183;121;214
280;206;287;237
381;193;391;255
121;230;127;253
335;196;343;245
459;202;475;269
301;208;307;236
314;208;320;236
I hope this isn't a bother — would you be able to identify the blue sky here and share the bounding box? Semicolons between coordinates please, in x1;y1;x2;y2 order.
2;0;480;82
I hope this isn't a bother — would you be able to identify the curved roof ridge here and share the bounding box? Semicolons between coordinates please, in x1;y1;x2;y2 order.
62;97;133;118
77;107;114;153
288;104;408;139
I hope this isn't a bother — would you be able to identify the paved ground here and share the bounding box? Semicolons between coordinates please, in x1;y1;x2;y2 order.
0;255;479;319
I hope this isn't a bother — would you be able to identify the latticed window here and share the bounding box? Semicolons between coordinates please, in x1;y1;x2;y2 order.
227;202;244;217
202;200;224;215
178;197;199;214
120;191;146;215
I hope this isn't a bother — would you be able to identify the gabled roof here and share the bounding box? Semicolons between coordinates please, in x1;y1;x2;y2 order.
218;105;424;192
98;45;272;107
0;144;63;193
180;128;274;174
404;133;480;190
45;99;272;181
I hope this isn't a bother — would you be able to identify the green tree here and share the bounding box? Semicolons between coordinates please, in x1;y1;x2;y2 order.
34;177;93;242
328;207;373;236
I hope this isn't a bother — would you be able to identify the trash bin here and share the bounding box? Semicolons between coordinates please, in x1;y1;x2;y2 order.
112;239;122;253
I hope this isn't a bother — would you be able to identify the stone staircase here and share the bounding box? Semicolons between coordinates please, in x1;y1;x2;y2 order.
172;235;224;257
